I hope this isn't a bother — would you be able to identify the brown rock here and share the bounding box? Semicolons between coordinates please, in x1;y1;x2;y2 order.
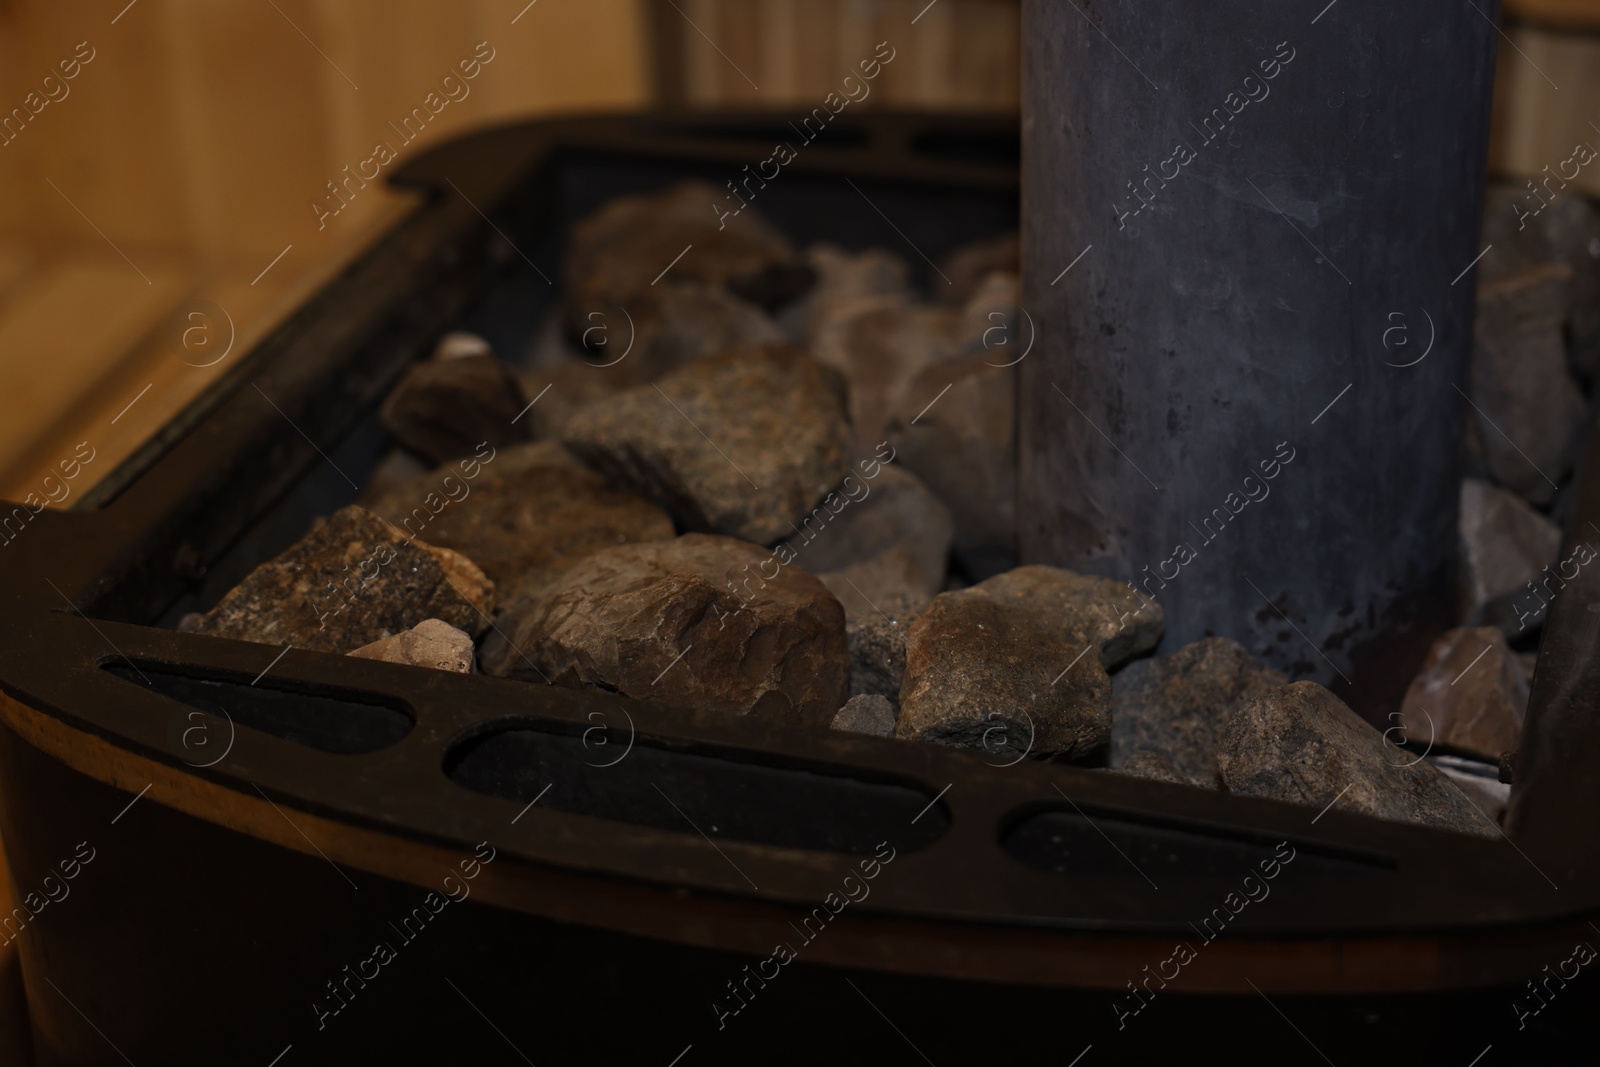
349;618;476;674
845;593;924;703
832;694;897;738
896;566;1163;760
421;542;495;620
379;352;531;465
481;534;848;726
1397;627;1527;762
1217;681;1496;838
1110;637;1286;786
1469;265;1587;504
190;506;491;654
562;344;851;545
888;352;1016;573
363;441;675;610
1458;478;1561;634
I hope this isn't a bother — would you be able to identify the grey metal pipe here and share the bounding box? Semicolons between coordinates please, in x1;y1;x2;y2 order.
1019;1;1500;712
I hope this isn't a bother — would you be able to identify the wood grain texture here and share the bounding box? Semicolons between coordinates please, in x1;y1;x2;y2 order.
0;0;648;507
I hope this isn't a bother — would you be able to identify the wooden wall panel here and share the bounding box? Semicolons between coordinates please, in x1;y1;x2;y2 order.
1488;22;1600;199
0;0;650;502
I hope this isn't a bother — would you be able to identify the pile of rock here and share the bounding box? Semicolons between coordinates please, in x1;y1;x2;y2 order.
179;179;1590;841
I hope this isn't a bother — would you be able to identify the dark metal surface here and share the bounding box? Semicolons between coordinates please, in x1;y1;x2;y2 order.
0;110;1593;1063
1017;1;1500;717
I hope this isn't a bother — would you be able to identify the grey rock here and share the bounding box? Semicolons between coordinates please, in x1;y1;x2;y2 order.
785;465;953;600
1398;626;1527;763
190;506;492;654
938;232;1019;307
1480;181;1600;383
1458;478;1562;634
1469;264;1586;504
1427;754;1510;825
832;694;897;738
482;534;849;726
897;566;1163;760
363;441;675;609
819;549;932;626
349;618;476;674
845;593;924;703
379;351;532;465
563;180;811;342
1217;681;1497;838
778;242;914;342
809;296;962;453
1110;637;1286;786
888;352;1016;570
562;343;852;545
619;280;786;387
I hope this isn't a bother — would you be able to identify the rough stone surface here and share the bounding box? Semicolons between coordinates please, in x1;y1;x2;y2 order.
364;442;675;611
1217;681;1497;838
349;618;476;674
888;352;1016;574
562;180;810;341
379;352;532;464
482;534;848;726
819;549;933;626
778;243;913;342
1479;181;1600;382
1470;264;1587;504
190;506;491;654
785;465;953;599
422;542;495;621
1428;754;1511;824
1115;750;1191;786
1110;637;1286;786
618;280;785;386
810;296;961;453
845;593;924;703
831;694;897;738
897;566;1163;760
1459;477;1562;633
562;344;852;545
1398;626;1527;762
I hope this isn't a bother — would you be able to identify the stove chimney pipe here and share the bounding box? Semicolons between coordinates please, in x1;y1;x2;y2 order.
1018;1;1501;711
